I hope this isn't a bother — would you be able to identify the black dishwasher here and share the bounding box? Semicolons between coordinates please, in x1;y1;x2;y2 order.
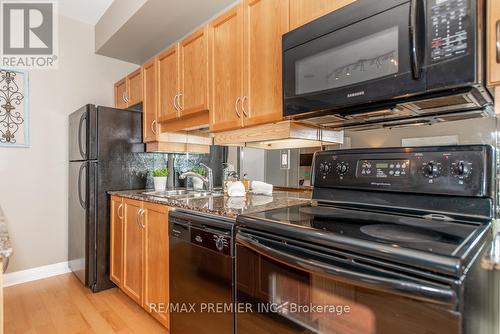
169;210;235;334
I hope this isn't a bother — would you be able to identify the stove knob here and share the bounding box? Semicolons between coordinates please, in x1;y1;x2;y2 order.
422;162;440;178
452;161;471;178
337;163;349;175
215;237;225;251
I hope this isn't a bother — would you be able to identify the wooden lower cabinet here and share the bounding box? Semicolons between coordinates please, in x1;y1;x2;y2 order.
143;202;170;328
110;196;170;329
122;198;144;305
110;196;124;287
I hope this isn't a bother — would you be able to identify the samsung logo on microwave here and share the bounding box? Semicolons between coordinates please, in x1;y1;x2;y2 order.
347;91;365;98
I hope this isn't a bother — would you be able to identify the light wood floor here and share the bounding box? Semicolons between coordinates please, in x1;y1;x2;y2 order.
4;273;167;334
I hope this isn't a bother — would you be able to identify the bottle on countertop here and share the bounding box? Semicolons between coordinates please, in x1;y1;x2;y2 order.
242;174;250;192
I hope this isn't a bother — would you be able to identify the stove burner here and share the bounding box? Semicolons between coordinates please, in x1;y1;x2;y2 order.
360;224;442;243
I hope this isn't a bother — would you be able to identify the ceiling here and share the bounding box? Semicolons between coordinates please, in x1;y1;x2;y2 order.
59;0;114;25
95;0;239;65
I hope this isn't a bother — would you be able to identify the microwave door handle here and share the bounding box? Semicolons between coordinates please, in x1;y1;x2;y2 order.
237;232;457;306
409;0;422;79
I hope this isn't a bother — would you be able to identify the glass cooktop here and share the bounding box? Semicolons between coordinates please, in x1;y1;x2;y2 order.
244;204;483;257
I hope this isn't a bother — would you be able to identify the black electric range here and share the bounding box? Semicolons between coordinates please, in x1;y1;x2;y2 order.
235;145;496;334
238;202;491;277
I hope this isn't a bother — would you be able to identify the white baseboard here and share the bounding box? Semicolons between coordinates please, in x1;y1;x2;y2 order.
3;261;71;287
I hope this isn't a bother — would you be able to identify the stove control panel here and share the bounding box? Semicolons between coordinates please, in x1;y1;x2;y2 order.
357;159;410;178
313;145;494;197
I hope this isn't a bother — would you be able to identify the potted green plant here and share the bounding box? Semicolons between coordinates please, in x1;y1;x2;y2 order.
191;166;206;190
152;167;169;191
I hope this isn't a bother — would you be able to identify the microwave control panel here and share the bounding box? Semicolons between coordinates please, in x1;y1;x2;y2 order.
313;146;493;197
429;0;470;62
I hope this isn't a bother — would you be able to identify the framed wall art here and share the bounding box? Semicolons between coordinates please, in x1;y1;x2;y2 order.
0;69;29;147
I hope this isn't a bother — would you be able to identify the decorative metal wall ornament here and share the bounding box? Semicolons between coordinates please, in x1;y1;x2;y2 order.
0;69;29;147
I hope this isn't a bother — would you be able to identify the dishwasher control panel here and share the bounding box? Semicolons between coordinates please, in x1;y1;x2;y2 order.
170;214;233;257
191;227;231;256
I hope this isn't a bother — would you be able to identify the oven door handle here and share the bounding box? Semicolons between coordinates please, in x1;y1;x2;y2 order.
237;232;457;306
409;0;423;79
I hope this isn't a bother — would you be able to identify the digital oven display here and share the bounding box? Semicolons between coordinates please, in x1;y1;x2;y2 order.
357;160;410;178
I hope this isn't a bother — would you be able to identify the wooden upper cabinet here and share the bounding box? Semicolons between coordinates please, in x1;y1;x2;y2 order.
488;0;500;85
110;196;124;287
127;68;143;106
114;78;127;109
242;0;288;127
289;0;356;30
114;68;143;109
143;202;170;328
142;58;158;143
179;26;210;116
210;5;244;132
158;45;180;122
122;198;144;306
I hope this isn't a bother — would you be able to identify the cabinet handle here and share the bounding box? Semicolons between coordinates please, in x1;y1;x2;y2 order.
139;209;145;229
122;92;126;103
241;96;249;117
118;204;123;220
173;94;179;111
124;92;129;103
136;208;143;228
151;120;157;135
235;96;241;118
178;93;183;110
496;20;500;63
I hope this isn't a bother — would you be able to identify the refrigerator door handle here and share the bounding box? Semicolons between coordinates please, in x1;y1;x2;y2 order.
78;162;87;210
78;112;87;159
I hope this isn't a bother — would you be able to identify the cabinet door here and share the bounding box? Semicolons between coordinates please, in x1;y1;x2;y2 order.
127;68;142;106
114;78;127;109
488;0;500;85
210;5;244;132
158;45;180;122
289;0;355;30
143;202;170;328
142;58;158;143
242;0;288;128
180;26;210;116
122;198;144;305
110;196;124;287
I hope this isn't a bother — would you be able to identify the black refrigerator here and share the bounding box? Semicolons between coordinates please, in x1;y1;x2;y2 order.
68;105;151;292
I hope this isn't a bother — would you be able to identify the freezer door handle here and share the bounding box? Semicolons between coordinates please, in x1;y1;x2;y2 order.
77;112;87;159
237;232;457;306
78;162;87;210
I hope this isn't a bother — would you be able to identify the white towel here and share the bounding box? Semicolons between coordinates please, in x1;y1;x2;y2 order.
226;197;246;209
227;181;246;197
251;181;273;196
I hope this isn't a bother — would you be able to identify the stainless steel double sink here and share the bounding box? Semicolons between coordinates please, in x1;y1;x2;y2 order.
142;189;224;201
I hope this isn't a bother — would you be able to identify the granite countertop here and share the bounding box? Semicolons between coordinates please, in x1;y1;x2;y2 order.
109;189;311;219
0;205;13;258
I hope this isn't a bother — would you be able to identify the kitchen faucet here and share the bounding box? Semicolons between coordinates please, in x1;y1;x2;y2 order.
179;163;213;191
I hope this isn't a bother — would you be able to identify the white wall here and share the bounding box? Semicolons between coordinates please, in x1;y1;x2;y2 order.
0;15;137;272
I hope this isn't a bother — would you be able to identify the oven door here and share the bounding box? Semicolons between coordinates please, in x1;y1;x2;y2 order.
236;231;461;334
283;0;425;117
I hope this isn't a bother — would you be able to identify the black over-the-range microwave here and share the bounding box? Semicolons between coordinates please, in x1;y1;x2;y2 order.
283;0;493;128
